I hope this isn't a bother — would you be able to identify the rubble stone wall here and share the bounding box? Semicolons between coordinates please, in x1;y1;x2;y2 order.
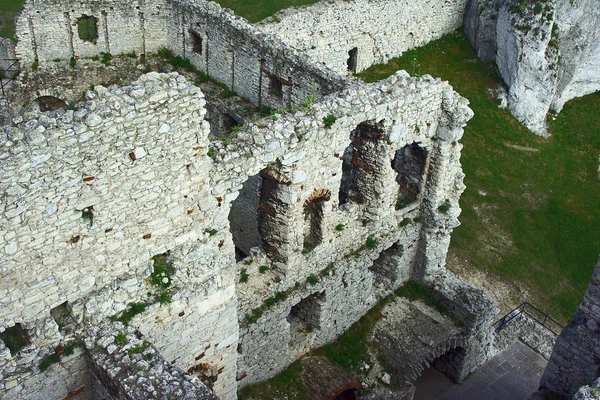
0;73;239;400
539;256;600;398
14;0;170;68
258;0;468;75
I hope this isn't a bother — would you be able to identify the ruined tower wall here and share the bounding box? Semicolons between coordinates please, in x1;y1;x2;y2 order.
0;73;239;400
539;256;600;397
258;0;468;75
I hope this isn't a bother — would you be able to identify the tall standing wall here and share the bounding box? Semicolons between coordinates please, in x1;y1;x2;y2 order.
258;0;469;75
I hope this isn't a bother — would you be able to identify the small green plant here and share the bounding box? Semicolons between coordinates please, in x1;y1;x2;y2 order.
151;254;175;288
115;333;127;345
221;88;237;98
413;216;424;224
31;61;38;71
127;341;149;355
126;51;137;59
335;224;345;231
204;228;218;236
259;265;269;274
306;274;319;285
240;268;249;283
362;219;371;227
144;353;154;361
91;55;100;61
399;217;412;227
69;58;76;68
158;290;172;305
112;302;148;325
207;147;217;158
366;235;379;249
323;114;337;129
302;94;316;109
53;58;61;62
438;201;451;213
396;194;415;210
38;353;60;372
302;241;317;254
100;52;113;65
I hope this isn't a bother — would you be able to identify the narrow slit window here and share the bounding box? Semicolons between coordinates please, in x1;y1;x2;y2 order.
347;47;358;73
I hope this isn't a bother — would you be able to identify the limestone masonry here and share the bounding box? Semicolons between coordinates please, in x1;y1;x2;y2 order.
0;0;598;399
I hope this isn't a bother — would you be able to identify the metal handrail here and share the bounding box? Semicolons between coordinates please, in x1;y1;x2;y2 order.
492;302;564;336
0;59;20;96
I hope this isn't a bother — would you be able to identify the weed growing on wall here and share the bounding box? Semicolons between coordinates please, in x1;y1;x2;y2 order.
322;114;337;129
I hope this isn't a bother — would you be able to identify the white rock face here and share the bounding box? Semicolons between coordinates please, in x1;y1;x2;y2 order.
468;0;600;136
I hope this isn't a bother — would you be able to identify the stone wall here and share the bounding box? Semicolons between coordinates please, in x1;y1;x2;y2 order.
224;71;475;385
465;0;600;136
538;256;600;398
13;0;348;110
0;73;238;399
258;0;468;75
15;0;170;68
83;322;218;400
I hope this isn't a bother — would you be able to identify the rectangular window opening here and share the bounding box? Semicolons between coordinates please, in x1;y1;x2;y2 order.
191;31;203;55
347;47;358;73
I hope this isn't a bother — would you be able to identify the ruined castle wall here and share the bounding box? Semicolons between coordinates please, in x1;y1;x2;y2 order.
214;71;474;385
167;0;348;109
15;0;170;68
0;318;92;400
258;0;468;76
539;256;600;398
0;73;238;400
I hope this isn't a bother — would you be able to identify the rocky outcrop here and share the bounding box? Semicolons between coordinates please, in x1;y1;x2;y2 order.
464;0;600;136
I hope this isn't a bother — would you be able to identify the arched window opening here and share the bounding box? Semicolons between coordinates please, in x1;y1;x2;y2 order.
392;143;428;210
303;189;331;253
77;15;98;42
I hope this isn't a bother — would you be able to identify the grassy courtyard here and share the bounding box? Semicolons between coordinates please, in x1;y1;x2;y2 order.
0;0;25;39
359;31;600;322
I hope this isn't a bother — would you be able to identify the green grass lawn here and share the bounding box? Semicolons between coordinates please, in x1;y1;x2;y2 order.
0;0;25;39
212;0;321;23
358;31;600;322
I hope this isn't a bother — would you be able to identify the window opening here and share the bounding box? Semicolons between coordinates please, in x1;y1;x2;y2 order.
228;174;263;262
287;291;325;346
269;76;283;101
392;143;427;209
190;31;203;55
347;47;358;73
0;323;31;356
77;15;98;42
303;190;331;253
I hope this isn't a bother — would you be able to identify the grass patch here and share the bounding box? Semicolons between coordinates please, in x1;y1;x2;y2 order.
358;30;600;322
0;0;26;39
238;360;308;400
212;0;320;23
240;268;249;283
